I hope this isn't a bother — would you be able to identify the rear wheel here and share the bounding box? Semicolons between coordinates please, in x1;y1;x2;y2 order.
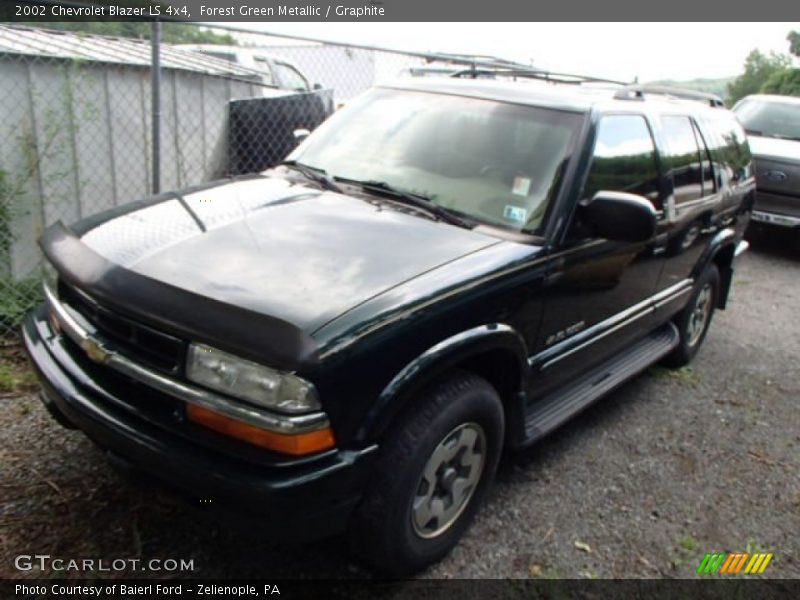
663;264;719;367
348;372;504;576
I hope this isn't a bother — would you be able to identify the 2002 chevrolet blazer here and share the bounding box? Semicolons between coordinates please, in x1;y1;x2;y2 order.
24;74;754;575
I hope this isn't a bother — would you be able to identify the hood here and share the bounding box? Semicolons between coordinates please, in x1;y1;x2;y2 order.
79;177;500;334
748;135;800;163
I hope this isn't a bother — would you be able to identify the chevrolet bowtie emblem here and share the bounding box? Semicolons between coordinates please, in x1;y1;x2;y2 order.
80;338;110;364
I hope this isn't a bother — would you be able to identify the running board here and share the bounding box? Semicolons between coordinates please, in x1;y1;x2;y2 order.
522;323;679;444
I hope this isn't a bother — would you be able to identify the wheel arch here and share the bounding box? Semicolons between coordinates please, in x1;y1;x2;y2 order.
355;324;529;444
692;227;737;309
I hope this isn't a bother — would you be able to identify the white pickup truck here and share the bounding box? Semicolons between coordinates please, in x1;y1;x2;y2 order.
178;44;320;93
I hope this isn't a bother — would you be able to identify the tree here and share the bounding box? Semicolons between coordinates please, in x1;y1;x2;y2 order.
28;22;237;46
756;30;800;98
761;68;800;97
789;31;800;57
726;50;792;105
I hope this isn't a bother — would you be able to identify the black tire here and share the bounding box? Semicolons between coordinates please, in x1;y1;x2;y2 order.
348;371;504;576
663;263;720;368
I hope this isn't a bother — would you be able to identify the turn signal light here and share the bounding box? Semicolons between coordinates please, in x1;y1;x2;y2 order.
186;404;335;456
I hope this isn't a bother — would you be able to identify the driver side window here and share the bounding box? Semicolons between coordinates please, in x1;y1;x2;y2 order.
583;115;661;210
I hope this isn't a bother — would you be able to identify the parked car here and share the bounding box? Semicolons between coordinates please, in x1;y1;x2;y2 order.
178;44;318;92
24;75;753;575
733;94;800;230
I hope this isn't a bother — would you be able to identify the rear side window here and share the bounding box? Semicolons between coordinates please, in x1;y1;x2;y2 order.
702;114;752;185
660;115;704;205
691;121;716;196
583;115;661;208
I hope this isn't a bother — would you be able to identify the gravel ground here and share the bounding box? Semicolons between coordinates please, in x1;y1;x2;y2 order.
1;226;798;581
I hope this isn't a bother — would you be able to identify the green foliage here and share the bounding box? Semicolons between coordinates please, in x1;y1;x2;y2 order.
27;22;237;46
726;50;793;106
0;358;38;394
761;68;800;97
679;535;700;552
0;277;42;332
648;78;733;99
0;169;9;258
789;31;800;57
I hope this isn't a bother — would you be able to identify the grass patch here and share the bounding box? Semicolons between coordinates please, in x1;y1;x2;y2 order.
679;535;700;552
745;539;768;555
649;365;702;388
0;344;38;396
671;533;704;574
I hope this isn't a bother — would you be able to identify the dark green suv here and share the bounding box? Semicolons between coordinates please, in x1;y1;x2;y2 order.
24;75;753;575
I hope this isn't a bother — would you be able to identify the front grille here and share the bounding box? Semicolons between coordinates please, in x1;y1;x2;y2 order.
754;156;800;197
59;283;186;373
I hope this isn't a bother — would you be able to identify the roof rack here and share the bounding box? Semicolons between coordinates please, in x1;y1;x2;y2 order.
420;52;533;71
614;85;725;107
410;53;629;86
449;66;629;87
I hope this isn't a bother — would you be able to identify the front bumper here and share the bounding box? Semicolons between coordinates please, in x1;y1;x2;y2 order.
22;308;377;540
751;210;800;228
752;190;800;228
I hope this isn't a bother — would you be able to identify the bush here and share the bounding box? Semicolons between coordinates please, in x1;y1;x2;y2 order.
761;68;800;97
0;277;42;336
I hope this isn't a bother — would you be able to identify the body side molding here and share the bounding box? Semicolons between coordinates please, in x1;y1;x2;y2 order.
529;279;693;371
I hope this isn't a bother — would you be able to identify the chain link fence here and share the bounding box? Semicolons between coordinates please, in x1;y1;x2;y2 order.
0;21;440;339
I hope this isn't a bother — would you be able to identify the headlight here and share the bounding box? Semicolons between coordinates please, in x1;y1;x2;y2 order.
186;343;320;414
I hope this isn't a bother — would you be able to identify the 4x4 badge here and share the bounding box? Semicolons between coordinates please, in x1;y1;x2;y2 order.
545;321;586;346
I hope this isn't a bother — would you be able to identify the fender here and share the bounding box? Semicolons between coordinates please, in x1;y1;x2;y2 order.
356;323;530;442
692;227;738;309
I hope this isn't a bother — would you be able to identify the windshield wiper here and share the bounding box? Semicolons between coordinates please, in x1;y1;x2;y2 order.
334;177;472;229
280;160;344;194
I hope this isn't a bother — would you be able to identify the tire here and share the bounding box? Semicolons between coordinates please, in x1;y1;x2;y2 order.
663;263;720;368
348;371;504;576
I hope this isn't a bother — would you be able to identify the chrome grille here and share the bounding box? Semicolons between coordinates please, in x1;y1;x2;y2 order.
58;283;185;373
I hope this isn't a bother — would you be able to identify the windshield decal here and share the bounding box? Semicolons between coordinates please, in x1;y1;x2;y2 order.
512;176;532;196
503;205;528;223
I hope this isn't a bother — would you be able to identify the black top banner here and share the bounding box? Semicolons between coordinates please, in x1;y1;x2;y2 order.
2;0;800;21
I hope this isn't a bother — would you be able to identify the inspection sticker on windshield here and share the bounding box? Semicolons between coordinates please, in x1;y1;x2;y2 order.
503;205;528;223
511;176;531;196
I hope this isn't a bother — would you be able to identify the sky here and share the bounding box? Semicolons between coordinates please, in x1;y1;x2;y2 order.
215;22;799;82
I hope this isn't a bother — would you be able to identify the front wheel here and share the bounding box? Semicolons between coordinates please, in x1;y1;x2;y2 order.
348;372;504;576
663;264;719;368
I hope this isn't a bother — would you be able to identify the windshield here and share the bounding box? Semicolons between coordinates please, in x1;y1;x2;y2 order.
734;98;800;141
288;88;582;233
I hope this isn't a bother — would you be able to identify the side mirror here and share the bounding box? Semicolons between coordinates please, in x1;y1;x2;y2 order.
313;83;323;91
293;128;311;143
578;191;657;243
